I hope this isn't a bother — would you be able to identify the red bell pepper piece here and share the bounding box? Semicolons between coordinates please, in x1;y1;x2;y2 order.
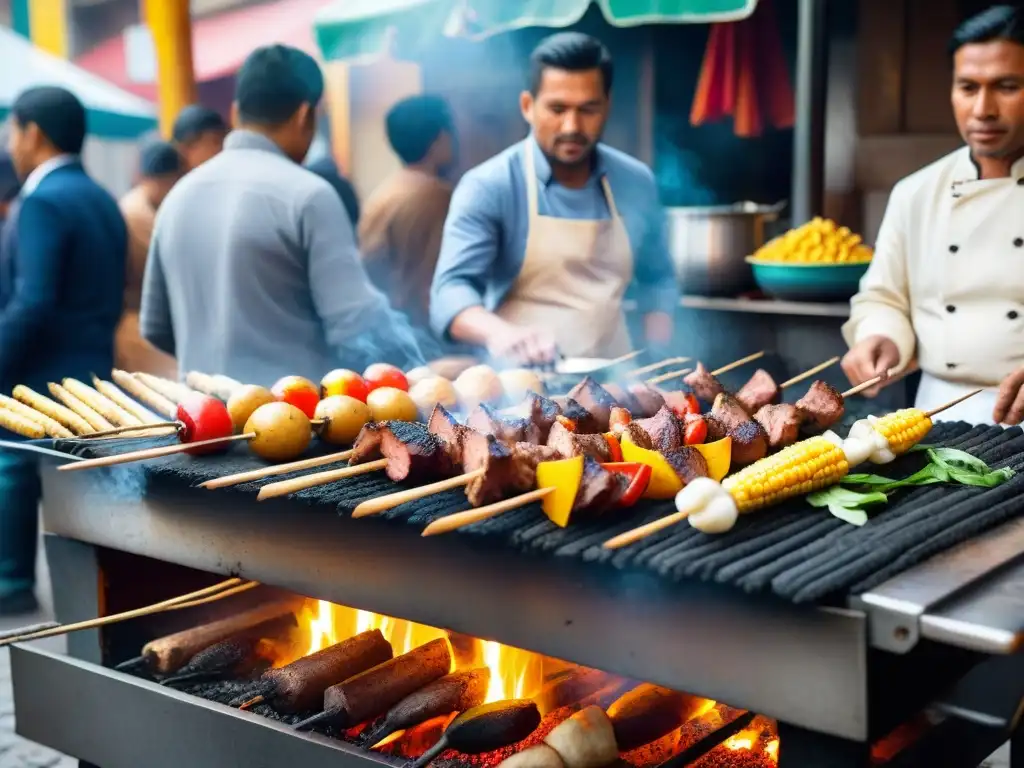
684;415;708;446
555;415;577;432
601;462;653;508
603;433;624;463
609;407;632;433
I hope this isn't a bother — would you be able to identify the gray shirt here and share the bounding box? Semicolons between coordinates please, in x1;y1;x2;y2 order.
140;130;422;386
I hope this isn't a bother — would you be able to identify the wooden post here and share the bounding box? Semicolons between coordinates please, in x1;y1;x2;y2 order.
28;0;69;57
142;0;197;138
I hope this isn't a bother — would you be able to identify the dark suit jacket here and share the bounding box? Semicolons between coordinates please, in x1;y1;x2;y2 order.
0;162;127;395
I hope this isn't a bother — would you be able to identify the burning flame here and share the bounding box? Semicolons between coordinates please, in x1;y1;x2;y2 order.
723;718;779;763
303;600;543;702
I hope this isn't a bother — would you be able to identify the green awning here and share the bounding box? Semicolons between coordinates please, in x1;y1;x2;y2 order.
314;0;759;61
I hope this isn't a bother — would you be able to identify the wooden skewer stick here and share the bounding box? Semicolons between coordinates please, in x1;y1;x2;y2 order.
628;356;691;378
779;356;841;389
841;369;898;398
926;389;983;418
645;368;693;386
596;349;646;370
168;580;260;609
0;578;246;647
421;487;554;536
351;469;486;518
602;512;690;550
72;421;181;439
199;449;355;490
256;458;389;501
710;350;766;376
57;433;256;472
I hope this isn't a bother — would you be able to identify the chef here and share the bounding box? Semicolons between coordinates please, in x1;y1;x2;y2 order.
430;32;677;366
842;4;1024;425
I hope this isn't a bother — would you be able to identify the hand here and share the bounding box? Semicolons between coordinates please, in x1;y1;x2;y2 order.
486;323;559;367
993;368;1024;425
644;312;673;345
841;335;901;397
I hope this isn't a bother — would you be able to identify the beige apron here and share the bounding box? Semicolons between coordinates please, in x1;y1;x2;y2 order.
495;144;633;358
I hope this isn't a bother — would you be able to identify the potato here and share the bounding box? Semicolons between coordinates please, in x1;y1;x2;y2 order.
227;385;276;432
409;376;459;418
498;368;545;402
366;387;418;422
406;366;435;387
544;706;618;768
244;402;311;461
314;395;371;445
454;365;504;410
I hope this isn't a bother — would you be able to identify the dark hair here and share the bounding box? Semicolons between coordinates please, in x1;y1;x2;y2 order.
235;45;324;126
307;157;361;227
11;86;87;154
385;95;453;165
529;32;613;96
0;154;19;203
171;105;226;144
949;5;1024;56
139;140;183;177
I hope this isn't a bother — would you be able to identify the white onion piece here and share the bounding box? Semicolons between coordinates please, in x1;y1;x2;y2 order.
869;446;897;465
840;435;873;467
674;477;723;516
688;494;740;534
822;430;844;447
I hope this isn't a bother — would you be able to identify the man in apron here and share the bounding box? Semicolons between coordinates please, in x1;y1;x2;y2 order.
430;32;677;365
842;5;1024;425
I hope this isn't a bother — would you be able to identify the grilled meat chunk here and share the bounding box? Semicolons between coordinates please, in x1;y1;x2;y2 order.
711;394;768;465
662;447;709;484
567;377;617;432
379;422;456;482
572;457;627;519
463;434;535;506
633;406;686;451
704;415;728;442
555;397;601;434
546;420;612;461
602;383;641;414
683;362;725;403
522;391;561;441
795;380;845;430
710;393;751;432
754;403;802;449
735;369;780;413
621;422;654;449
350;422;385;464
512;442;562;466
427;404;468;464
467;403;542;444
625;383;666;418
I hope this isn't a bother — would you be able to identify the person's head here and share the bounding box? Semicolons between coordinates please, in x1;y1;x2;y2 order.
232;45;324;163
950;5;1024;162
137;139;183;208
6;86;86;181
520;32;613;169
171;105;226;170
0;154;19;221
385;95;456;176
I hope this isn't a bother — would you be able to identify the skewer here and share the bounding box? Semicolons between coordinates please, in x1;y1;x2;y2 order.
778;356;841;389
199;449;356;490
0;578;249;647
256;459;389;501
72;421;181;439
645;350;766;387
627;356;691;378
57;433;256;472
420;488;554;536
644;368;693;386
168;580;260;609
926;389;983;417
351;469;485;518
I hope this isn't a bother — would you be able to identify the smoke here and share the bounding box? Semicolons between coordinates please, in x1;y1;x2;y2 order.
335;303;428;372
654;121;716;206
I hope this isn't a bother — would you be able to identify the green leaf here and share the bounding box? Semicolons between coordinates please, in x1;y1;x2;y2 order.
807;486;888;525
827;504;869;526
927;447;989;474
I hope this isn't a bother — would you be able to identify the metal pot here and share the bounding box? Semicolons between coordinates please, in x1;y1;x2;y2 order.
667;201;786;297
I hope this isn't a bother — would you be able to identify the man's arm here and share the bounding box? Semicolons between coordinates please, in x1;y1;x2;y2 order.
139;224;176;356
300;185;422;369
631;170;678;344
0;196;65;376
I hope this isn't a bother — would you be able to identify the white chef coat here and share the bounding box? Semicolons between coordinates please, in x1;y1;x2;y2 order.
843;147;1024;424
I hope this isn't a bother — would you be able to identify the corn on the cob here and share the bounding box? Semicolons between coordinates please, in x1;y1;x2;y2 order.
722;436;849;513
870;408;932;456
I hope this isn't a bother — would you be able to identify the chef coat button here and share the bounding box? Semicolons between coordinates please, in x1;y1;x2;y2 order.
949;245;959;253
1010;311;1020;320
947;363;958;369
1015;238;1024;247
946;304;956;313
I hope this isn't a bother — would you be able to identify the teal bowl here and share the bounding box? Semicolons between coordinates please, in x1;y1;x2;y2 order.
745;258;870;302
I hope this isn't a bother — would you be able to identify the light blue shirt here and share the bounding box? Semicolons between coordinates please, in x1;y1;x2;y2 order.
430;136;678;339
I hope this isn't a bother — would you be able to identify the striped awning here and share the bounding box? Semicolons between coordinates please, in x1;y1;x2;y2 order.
314;0;759;61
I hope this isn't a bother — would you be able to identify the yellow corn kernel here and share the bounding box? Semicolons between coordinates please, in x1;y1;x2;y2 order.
871;409;933;456
722;436;850;513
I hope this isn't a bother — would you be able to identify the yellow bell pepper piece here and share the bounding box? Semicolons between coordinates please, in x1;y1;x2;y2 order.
535;455;585;527
620;436;682;499
693;436;732;482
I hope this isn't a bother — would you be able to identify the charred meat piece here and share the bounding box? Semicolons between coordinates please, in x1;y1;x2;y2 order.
795;380;846;430
625;383;666;418
735;369;780;413
567;377;617;432
463;433;537;507
572;457;627;519
512;442;562;466
427;404;469;464
662;447;709;484
602;383;641;414
467;403;542;445
754;403;802;449
557;397;602;434
350;422;385;464
621;421;654;449
711;394;769;465
710;393;752;432
546;420;612;461
683;362;725;404
633;406;686;452
522;391;561;441
380;422;456;482
704;415;728;442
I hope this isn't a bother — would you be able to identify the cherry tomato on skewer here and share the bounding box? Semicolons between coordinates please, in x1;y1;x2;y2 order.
321;369;370;403
177;393;235;455
271;375;320;418
363;363;408;393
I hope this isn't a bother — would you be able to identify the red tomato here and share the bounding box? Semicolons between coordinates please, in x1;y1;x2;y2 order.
684;415;708;445
363;363;409;393
271;375;320;418
601;462;653;507
662;390;700;418
321;369;370;403
176;393;234;455
603;433;624;463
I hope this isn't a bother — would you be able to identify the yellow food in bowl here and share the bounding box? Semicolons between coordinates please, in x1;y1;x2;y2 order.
752;217;873;264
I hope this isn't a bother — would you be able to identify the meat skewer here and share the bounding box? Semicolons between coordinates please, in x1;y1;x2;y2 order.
293;637;452;731
409;700;542;768
199;448;356;490
649;350;765;389
232;629;393;713
627;356;691;378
